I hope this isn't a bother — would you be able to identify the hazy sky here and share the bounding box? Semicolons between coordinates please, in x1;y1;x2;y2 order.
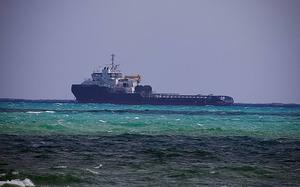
0;0;300;103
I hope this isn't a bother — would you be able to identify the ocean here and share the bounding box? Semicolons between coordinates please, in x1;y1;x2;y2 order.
0;101;299;186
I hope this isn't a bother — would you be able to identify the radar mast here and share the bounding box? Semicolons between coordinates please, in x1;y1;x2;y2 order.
111;54;115;67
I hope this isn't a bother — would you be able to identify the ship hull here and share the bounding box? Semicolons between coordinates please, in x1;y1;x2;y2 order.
71;84;234;106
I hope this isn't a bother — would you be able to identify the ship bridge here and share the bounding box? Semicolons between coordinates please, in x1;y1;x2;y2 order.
83;54;141;93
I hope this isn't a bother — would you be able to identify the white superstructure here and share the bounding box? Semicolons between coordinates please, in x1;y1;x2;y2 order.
82;54;141;93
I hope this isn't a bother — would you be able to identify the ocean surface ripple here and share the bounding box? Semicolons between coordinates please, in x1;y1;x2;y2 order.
0;102;299;186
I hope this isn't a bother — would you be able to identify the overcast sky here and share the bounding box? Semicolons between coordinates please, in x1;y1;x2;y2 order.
0;0;300;103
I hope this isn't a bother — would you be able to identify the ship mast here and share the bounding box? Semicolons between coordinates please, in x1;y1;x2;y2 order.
111;54;115;67
110;53;120;72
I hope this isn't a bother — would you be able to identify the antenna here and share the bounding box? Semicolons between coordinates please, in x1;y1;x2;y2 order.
111;54;115;67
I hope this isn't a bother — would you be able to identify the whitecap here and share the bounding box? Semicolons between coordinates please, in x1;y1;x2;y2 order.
197;123;204;127
45;111;55;113
0;178;35;187
52;165;67;169
26;111;42;114
85;168;99;175
23;179;35;186
12;171;19;175
57;119;64;125
0;173;6;177
134;117;139;119
99;120;107;123
94;164;103;169
175;118;180;121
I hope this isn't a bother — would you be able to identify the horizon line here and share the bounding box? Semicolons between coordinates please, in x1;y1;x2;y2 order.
0;98;299;106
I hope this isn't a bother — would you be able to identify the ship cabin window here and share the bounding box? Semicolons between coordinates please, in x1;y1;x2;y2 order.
123;83;128;87
109;73;122;78
92;73;102;81
92;73;102;76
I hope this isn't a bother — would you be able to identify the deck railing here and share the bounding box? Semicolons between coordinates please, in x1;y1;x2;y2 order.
149;94;211;99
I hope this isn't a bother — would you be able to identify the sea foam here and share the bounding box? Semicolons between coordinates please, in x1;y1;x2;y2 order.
0;178;35;187
52;165;67;169
94;164;103;169
85;168;99;175
26;111;42;114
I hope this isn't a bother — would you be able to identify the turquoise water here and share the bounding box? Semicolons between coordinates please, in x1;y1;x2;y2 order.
0;102;299;138
0;101;299;186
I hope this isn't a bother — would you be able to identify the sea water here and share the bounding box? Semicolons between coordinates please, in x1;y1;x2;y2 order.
0;102;299;186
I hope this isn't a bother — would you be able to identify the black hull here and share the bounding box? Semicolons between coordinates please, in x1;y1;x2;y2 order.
71;85;234;106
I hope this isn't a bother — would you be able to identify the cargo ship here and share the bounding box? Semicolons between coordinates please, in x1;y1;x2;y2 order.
71;55;234;106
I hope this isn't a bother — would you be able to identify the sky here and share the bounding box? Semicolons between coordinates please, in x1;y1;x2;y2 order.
0;0;300;103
